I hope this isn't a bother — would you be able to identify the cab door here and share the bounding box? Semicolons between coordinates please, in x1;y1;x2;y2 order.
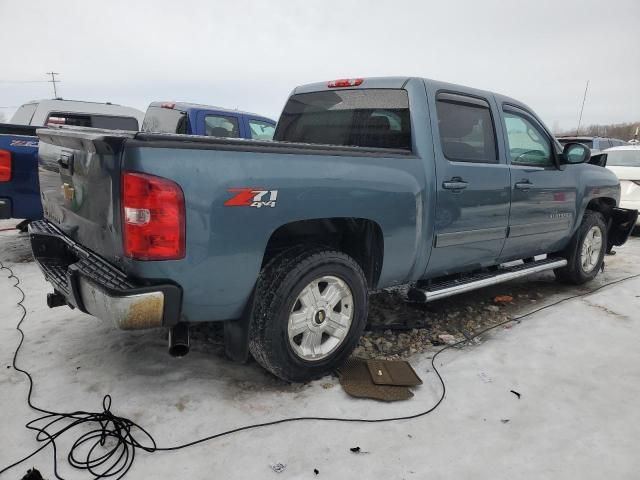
425;92;510;277
499;106;577;261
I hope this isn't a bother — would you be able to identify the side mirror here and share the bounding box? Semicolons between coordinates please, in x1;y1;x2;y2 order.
563;142;591;164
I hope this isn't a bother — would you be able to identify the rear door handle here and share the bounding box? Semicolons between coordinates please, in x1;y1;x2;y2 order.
515;180;533;191
442;178;469;191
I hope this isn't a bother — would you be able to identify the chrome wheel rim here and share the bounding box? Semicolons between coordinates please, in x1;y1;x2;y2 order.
581;226;603;273
287;275;354;362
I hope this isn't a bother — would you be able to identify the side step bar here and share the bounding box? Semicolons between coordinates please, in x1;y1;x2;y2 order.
408;257;568;303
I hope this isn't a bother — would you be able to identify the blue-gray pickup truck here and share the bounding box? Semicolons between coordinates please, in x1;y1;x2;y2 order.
29;77;638;382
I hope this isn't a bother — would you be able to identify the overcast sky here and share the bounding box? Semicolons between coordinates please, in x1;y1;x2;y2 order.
1;0;638;131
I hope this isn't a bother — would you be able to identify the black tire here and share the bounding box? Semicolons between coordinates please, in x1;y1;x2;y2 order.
554;210;607;285
248;247;368;382
632;226;640;237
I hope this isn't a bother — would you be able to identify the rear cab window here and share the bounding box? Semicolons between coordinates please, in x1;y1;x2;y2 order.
275;89;411;149
142;106;190;134
47;112;139;131
435;93;497;163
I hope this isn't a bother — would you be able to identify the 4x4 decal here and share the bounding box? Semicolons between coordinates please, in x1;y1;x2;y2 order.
224;188;278;208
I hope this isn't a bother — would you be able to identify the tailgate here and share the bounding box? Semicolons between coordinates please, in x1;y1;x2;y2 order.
37;126;136;263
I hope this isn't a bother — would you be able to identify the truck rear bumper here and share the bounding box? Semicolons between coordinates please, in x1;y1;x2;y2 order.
28;220;181;329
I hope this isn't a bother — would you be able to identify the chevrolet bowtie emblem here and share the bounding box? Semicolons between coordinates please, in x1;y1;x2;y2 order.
62;183;75;201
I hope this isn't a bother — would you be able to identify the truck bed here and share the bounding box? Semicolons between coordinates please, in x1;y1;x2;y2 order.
36;126;423;323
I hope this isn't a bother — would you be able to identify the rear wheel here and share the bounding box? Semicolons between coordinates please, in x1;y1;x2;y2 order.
249;247;368;382
554;211;607;284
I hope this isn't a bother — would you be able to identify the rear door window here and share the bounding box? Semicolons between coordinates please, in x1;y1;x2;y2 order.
204;115;240;138
275;89;411;149
248;119;276;140
435;93;497;163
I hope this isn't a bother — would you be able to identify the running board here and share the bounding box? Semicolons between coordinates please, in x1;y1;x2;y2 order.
407;257;568;303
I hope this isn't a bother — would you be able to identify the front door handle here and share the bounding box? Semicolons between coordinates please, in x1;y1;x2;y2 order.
515;180;533;191
442;177;469;191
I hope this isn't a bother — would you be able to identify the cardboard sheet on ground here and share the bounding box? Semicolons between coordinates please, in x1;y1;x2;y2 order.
337;358;422;402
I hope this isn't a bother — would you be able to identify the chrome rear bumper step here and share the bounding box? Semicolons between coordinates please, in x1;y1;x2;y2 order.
408;257;568;303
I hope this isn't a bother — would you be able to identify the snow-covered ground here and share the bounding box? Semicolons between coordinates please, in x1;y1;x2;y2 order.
1;220;639;480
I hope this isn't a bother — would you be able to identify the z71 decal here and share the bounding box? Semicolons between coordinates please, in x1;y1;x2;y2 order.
224;188;278;208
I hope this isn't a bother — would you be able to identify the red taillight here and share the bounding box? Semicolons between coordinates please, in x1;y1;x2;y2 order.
122;171;185;260
0;150;11;182
327;78;363;88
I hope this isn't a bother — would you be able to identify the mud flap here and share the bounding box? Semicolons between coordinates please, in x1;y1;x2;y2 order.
223;292;254;363
608;207;638;249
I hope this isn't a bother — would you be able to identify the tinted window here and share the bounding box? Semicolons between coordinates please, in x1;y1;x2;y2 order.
436;97;497;163
249;119;275;140
10;104;38;125
91;115;139;131
142;106;189;134
558;138;593;148
597;139;612;151
606;150;640;167
275;89;411;149
204;115;240;138
504;112;552;166
46;112;139;131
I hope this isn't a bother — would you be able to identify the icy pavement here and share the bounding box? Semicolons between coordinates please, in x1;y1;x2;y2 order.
1;222;639;479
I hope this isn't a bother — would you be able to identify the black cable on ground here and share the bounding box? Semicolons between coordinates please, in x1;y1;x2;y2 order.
2;256;639;480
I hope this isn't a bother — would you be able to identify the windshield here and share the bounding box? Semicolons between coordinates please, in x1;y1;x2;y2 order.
275;89;411;150
606;150;640;167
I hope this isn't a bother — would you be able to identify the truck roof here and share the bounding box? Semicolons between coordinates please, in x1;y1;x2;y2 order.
292;76;548;140
148;102;275;123
12;99;145;126
293;76;527;108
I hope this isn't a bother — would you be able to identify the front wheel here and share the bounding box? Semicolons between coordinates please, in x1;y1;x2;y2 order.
554;210;607;284
249;247;368;382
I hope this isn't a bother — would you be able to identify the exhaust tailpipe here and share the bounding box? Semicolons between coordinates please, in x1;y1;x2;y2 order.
169;323;190;357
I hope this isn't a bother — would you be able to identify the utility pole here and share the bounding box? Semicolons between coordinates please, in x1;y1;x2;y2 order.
46;72;60;98
576;80;589;136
